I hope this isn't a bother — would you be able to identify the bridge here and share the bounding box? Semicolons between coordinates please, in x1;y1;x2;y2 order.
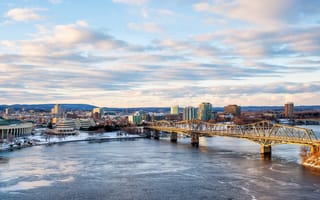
146;120;320;155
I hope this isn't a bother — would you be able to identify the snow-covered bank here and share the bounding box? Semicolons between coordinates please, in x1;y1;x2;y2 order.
0;131;144;152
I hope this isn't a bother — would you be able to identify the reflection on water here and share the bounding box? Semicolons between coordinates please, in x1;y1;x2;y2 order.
0;130;320;200
261;153;272;161
0;156;9;164
0;144;81;196
0;180;53;192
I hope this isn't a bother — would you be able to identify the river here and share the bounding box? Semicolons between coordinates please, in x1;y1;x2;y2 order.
0;126;320;200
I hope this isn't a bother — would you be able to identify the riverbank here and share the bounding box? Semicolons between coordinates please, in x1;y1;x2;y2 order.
0;131;145;152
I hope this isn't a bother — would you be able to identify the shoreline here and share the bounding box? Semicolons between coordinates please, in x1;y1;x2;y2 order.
0;132;146;153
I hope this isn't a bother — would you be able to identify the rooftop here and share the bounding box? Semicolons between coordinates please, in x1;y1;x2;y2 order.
0;118;23;126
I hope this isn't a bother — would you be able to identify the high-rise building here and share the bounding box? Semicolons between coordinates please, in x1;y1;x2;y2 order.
4;107;13;119
128;111;142;125
170;105;179;114
224;105;241;117
198;102;212;121
183;106;197;121
92;107;103;119
5;107;13;115
284;102;294;118
51;104;62;116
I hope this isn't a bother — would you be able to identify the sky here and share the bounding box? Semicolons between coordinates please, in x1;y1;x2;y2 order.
0;0;319;108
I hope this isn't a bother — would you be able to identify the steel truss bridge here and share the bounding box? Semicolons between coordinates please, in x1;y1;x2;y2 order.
147;120;320;154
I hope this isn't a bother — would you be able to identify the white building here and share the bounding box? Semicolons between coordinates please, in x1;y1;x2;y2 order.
0;119;33;142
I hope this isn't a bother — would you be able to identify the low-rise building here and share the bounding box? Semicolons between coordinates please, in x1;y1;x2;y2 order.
0;118;33;142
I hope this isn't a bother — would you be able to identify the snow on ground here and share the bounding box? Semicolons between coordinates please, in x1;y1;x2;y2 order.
0;131;142;151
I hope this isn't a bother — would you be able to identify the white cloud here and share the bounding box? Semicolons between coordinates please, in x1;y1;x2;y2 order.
1;1;320;107
76;20;88;27
34;21;126;50
20;41;50;56
156;9;177;17
1;21;127;58
1;41;16;48
112;0;149;5
128;22;163;33
189;24;320;59
52;24;91;44
193;0;320;27
141;8;148;18
193;2;211;12
49;0;62;4
6;8;44;22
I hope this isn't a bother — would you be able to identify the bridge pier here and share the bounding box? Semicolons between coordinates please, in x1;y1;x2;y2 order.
153;130;160;140
144;129;151;138
310;145;320;154
261;145;272;155
170;132;177;143
191;133;199;147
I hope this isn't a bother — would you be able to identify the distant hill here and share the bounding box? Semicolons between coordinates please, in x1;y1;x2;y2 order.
239;106;320;112
0;104;96;112
103;107;170;114
0;104;171;113
0;104;319;113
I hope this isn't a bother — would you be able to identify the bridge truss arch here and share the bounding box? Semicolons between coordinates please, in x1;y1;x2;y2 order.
149;120;319;147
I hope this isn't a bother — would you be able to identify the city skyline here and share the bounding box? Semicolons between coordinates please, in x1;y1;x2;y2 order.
0;0;319;107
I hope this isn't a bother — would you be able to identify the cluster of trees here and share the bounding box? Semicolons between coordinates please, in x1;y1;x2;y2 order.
47;121;122;132
85;124;121;132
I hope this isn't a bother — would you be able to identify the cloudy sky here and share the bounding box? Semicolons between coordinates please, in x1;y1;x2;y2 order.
0;0;319;107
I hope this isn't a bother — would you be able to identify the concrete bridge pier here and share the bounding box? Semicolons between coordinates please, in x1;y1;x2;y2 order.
261;145;272;155
191;133;199;147
310;145;320;154
170;132;178;143
144;129;151;139
140;127;144;134
153;130;160;140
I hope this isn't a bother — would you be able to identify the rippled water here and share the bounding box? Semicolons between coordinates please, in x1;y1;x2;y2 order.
1;127;320;200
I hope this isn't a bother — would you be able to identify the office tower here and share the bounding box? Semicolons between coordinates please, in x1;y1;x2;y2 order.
170;105;179;114
284;102;294;118
92;107;103;119
51;104;62;116
224;105;241;117
198;102;212;121
183;106;197;121
128;111;142;125
5;107;13;115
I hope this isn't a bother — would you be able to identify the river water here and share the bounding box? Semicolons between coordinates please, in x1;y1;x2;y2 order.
1;126;320;200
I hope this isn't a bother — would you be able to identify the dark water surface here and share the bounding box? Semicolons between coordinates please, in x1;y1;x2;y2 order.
1;132;320;200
